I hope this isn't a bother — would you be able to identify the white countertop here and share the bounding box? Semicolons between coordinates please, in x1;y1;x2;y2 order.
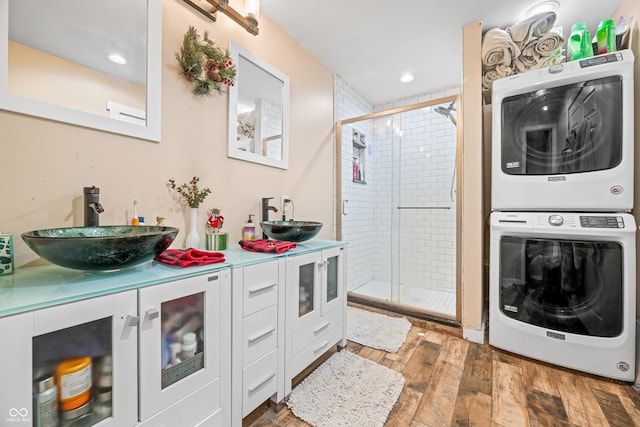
0;239;345;317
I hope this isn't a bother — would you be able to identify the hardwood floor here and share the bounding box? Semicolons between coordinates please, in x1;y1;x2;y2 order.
247;304;640;427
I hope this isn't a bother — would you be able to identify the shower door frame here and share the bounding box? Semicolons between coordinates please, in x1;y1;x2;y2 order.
336;94;462;322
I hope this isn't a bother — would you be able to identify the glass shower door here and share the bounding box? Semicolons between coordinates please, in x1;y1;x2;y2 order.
391;104;457;315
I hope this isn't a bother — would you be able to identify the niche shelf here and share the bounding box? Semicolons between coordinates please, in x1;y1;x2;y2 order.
352;130;366;184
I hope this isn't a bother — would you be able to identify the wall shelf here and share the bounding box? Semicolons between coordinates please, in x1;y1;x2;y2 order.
352;129;366;184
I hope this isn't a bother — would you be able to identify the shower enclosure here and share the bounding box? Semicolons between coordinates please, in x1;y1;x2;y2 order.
337;96;460;320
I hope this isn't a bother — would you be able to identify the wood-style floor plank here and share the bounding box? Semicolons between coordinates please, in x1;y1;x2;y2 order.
247;304;640;427
492;360;530;426
555;370;610;427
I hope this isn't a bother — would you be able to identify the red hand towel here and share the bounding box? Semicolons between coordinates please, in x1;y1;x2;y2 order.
155;249;225;268
238;239;297;254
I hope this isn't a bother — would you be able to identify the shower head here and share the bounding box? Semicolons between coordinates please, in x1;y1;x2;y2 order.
434;101;457;126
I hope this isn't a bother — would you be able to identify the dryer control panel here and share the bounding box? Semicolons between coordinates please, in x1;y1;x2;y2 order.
580;216;625;229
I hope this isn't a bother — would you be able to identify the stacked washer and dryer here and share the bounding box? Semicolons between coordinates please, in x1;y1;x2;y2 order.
489;50;636;381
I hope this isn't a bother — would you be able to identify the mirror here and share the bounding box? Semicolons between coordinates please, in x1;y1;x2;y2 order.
228;40;290;169
0;0;161;141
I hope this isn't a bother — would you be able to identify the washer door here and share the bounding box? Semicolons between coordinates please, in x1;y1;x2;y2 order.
500;75;623;176
498;236;623;337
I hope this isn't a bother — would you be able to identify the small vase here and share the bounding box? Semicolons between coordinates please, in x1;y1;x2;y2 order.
185;207;201;249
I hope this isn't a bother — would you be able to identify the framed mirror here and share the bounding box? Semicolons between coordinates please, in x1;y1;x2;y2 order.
0;0;162;142
228;40;290;169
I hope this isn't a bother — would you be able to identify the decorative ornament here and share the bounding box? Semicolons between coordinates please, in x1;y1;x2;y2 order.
207;208;224;232
175;26;236;96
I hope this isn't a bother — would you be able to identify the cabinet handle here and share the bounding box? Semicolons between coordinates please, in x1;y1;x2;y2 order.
248;372;276;393
247;327;276;344
313;340;330;354
313;322;330;334
145;308;159;320
124;315;139;327
248;282;277;294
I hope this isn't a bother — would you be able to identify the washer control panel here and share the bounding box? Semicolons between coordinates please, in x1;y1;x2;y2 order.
579;216;625;228
548;215;563;226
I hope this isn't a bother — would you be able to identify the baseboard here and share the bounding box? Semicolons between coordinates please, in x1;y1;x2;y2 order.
634;317;640;392
463;311;487;345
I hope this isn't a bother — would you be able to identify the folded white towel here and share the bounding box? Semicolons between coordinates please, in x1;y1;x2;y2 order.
533;31;565;56
482;28;520;71
483;64;514;90
507;11;557;49
514;32;565;72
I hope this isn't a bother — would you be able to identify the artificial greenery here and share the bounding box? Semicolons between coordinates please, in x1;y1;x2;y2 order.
175;26;236;96
168;177;212;209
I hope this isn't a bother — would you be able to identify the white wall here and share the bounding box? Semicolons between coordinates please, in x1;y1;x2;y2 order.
334;76;375;291
1;0;335;267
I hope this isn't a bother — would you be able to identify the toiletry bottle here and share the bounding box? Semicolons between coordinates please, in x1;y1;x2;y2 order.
33;375;58;427
56;357;92;412
242;215;256;240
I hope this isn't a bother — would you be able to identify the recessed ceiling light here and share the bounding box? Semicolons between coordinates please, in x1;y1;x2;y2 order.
399;73;414;83
108;54;127;65
524;1;559;19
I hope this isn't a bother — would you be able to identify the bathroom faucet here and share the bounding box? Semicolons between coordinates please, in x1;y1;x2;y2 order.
84;186;104;227
261;197;278;239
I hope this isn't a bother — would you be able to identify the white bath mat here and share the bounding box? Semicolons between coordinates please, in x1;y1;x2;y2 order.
287;350;405;427
347;306;412;353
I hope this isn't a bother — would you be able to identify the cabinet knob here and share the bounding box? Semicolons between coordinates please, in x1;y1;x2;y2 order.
124;315;139;327
145;308;159;320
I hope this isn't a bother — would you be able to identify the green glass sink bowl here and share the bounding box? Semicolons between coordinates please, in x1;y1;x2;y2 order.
260;221;323;242
22;226;179;271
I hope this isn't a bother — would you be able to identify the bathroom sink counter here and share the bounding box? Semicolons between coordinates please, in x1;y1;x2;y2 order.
221;239;345;267
0;260;229;318
0;239;345;317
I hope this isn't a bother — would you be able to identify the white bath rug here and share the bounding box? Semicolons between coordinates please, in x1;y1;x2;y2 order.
287;350;405;427
347;306;412;353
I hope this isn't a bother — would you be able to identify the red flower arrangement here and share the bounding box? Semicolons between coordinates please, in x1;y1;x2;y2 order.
168;177;212;208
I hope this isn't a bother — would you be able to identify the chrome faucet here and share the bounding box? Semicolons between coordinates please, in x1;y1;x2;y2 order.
261;197;278;239
84;186;104;227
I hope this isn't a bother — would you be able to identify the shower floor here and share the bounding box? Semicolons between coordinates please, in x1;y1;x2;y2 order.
352;280;456;317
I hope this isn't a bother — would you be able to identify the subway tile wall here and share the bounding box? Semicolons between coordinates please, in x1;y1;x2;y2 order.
335;75;460;294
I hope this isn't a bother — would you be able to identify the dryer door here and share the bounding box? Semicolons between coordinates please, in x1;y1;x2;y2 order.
498;235;623;337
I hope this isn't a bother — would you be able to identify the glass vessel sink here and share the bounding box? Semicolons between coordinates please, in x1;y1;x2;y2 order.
22;226;179;271
260;221;323;242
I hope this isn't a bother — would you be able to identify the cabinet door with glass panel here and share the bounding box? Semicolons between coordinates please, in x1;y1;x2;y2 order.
0;291;138;427
320;246;344;316
286;251;323;331
138;271;229;423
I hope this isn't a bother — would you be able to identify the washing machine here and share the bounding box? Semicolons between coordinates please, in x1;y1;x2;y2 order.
489;211;636;380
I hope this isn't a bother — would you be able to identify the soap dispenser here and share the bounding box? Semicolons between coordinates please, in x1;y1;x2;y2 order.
242;214;256;240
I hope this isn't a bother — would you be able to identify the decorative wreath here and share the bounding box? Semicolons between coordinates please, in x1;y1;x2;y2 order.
175;26;237;96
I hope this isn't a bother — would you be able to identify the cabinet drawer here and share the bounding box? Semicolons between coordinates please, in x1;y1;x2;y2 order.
291;307;343;356
243;305;278;366
243;260;279;315
242;349;278;417
290;322;343;379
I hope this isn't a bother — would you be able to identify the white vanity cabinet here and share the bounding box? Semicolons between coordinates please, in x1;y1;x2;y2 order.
0;291;139;427
138;270;231;427
0;265;231;427
284;246;346;395
230;259;285;426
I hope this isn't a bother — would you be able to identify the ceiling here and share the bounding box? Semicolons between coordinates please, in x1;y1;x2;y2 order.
260;0;622;105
